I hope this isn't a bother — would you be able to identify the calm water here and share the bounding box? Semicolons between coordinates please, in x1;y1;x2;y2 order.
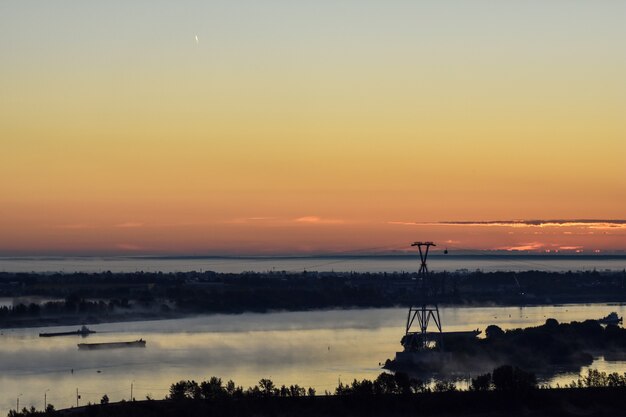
1;304;626;414
1;255;625;274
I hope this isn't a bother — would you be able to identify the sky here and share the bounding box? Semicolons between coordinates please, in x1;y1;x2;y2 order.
1;1;625;256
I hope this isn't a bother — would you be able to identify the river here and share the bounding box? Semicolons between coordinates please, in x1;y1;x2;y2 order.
1;303;626;414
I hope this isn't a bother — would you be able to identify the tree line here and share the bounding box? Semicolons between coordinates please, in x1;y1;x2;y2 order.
9;368;626;417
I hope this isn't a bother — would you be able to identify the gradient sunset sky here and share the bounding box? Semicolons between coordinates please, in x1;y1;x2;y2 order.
1;1;625;255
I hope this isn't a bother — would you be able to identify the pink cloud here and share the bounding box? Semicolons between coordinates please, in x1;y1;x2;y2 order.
295;216;322;223
387;221;422;226
115;222;144;228
558;246;584;251
496;242;545;251
294;216;344;224
223;217;277;224
52;223;97;229
116;243;144;251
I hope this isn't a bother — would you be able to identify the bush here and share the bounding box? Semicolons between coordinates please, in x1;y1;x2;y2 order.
492;365;536;392
470;372;492;391
485;325;505;339
169;380;201;400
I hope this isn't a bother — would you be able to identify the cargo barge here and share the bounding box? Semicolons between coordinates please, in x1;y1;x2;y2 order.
78;339;146;350
40;325;95;337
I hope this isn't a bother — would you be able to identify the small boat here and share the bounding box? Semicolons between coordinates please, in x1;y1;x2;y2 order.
78;339;146;350
598;312;623;325
40;325;95;337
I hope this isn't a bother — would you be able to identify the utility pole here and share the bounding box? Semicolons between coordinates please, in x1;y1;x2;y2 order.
17;393;22;411
44;389;49;410
131;382;133;401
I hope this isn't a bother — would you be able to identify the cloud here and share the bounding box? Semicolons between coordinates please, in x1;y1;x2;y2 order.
52;223;97;230
294;216;344;224
496;242;545;251
222;217;277;224
115;222;144;228
116;243;144;251
224;216;345;225
558;246;584;251
295;216;322;223
53;222;145;229
387;221;423;226
389;219;626;229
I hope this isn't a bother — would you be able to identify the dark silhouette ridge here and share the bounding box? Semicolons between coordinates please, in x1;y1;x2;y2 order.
9;368;626;417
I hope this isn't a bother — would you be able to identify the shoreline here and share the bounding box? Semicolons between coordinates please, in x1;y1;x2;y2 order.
2;268;626;330
1;299;624;331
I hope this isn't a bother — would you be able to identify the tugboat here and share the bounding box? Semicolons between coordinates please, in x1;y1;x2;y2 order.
78;339;146;350
598;312;623;325
39;325;95;337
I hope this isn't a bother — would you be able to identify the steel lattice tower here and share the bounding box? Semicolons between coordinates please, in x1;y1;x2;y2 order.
404;241;443;351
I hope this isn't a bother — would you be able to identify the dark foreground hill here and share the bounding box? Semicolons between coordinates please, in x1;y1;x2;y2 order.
14;388;626;417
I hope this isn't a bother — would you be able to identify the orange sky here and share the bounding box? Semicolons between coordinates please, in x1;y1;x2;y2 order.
1;2;625;255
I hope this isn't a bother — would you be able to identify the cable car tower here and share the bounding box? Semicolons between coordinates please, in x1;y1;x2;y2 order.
403;241;443;351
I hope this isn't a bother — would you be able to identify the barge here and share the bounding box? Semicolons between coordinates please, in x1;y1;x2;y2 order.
78;339;146;350
40;325;95;337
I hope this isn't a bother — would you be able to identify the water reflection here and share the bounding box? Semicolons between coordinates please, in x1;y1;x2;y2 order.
1;304;625;414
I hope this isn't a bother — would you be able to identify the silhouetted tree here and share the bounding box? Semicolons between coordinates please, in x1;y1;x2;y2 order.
169;380;201;400
433;381;456;392
492;365;536;392
374;372;399;394
470;373;492;391
485;324;505;339
393;372;413;394
545;318;559;328
200;376;225;399
258;378;278;396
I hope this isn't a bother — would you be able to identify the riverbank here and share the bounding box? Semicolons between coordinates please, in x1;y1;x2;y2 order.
2;299;626;331
1;269;626;330
0;311;184;330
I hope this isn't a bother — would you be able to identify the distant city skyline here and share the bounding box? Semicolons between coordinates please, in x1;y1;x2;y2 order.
1;1;624;256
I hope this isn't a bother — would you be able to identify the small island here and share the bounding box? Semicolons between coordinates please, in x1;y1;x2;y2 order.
386;318;626;377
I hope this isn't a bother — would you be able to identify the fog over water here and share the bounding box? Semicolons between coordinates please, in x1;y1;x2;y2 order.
1;255;625;274
2;304;626;414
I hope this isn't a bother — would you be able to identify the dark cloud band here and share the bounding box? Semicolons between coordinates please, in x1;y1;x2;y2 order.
389;220;626;228
437;219;626;226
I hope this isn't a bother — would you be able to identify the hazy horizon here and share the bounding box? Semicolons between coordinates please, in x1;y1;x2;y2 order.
2;249;626;258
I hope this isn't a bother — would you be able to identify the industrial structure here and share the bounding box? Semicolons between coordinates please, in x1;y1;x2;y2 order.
394;241;480;366
401;241;443;351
